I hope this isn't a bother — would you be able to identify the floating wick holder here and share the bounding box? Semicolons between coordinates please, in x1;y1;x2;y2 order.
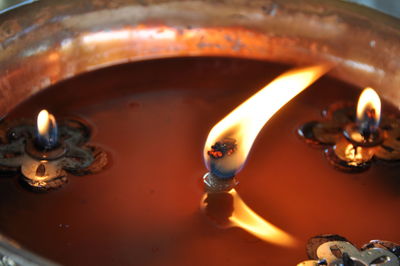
298;102;400;172
203;172;238;193
0;118;108;191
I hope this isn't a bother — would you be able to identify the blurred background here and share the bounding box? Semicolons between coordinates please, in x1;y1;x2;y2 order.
0;0;399;17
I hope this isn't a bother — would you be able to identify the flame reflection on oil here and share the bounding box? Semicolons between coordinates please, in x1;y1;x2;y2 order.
201;189;298;248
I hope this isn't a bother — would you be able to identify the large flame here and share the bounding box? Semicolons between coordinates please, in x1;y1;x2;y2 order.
356;87;381;129
228;189;297;247
203;65;330;178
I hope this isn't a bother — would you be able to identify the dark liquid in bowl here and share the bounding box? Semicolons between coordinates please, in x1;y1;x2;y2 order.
0;57;399;265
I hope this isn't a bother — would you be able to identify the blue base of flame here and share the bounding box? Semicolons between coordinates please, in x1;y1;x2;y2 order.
209;163;236;179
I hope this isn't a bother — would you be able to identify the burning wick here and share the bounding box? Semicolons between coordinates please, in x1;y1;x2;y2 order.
344;87;382;146
203;65;331;192
207;138;237;160
36;109;59;150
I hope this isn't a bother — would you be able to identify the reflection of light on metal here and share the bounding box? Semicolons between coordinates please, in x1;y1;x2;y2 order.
82;27;177;45
345;144;362;159
343;144;364;166
22;44;49;57
132;28;177;40
47;52;60;62
82;30;130;44
0;0;38;15
203;65;331;178
21;159;61;183
356;87;381;134
228;189;298;247
61;38;73;50
343;60;377;74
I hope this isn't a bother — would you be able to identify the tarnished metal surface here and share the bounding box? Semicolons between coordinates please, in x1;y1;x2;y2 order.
0;0;399;117
0;235;57;265
0;0;37;16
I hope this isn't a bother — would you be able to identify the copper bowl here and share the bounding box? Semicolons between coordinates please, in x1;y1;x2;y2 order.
0;0;399;263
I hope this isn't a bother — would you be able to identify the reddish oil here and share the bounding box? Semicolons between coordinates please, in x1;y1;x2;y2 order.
0;57;399;265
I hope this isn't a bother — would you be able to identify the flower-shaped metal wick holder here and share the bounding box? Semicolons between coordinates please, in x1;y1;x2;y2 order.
0;118;108;191
298;234;400;266
298;102;400;172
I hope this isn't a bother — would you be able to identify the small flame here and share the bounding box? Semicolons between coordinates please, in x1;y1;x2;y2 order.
203;65;330;178
37;109;58;149
37;110;56;137
356;87;381;131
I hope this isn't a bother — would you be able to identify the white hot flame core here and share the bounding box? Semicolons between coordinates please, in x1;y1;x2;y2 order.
203;65;331;178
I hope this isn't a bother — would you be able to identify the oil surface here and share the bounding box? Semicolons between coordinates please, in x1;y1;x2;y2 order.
0;57;399;265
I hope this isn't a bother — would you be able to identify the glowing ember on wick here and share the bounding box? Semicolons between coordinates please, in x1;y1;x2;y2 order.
207;138;237;159
36;109;59;150
203;64;331;191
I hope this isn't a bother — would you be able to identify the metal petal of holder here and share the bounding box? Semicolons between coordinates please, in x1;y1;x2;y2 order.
298;234;400;266
0;118;108;191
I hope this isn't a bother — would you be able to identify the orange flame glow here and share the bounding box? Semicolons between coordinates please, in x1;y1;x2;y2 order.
203;65;330;178
37;109;57;140
356;87;381;128
228;189;298;247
